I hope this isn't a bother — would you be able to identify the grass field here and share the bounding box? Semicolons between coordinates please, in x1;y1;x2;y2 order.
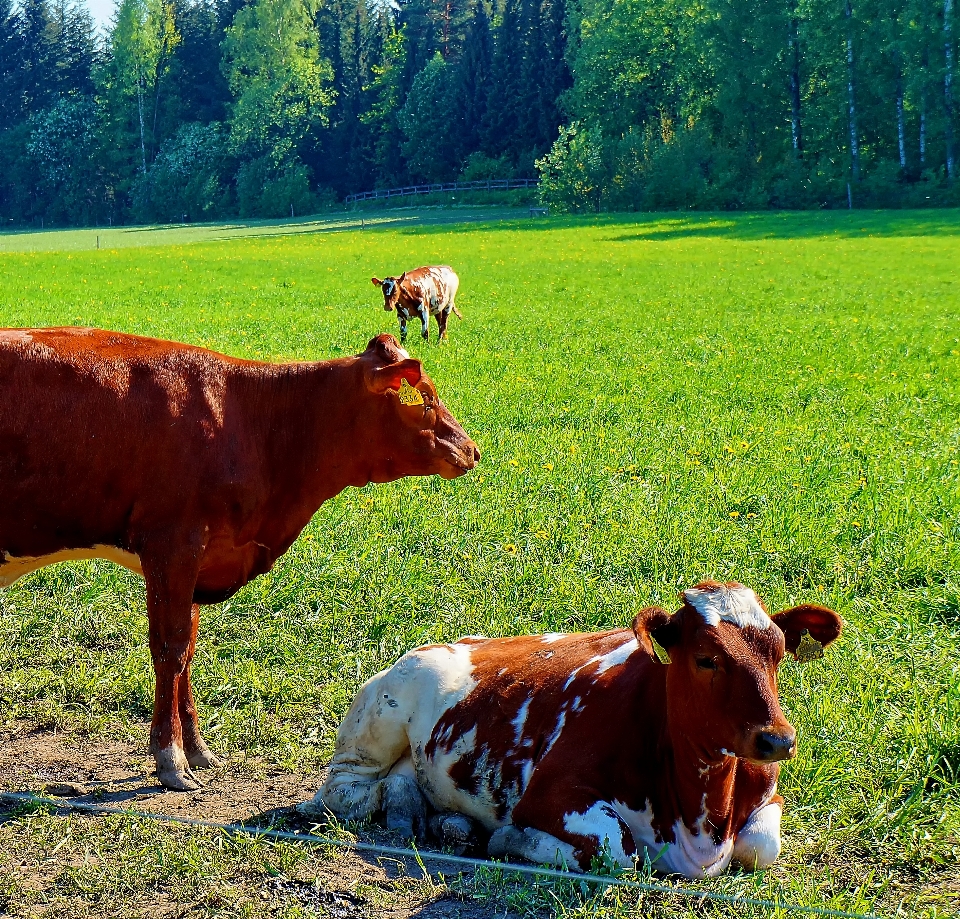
0;208;958;917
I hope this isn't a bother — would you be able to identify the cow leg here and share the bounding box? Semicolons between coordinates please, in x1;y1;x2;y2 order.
398;315;408;343
437;307;450;341
732;800;782;869
495;800;637;870
488;825;579;868
429;811;476;854
141;541;205;791
177;603;221;769
419;305;430;341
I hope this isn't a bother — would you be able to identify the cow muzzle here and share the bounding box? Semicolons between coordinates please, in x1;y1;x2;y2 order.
439;442;481;479
750;727;797;763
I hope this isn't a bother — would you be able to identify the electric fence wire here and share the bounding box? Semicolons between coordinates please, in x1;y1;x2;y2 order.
1;791;882;919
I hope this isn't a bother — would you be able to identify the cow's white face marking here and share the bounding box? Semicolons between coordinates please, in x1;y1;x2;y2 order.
684;584;770;631
0;546;143;587
383;279;396;295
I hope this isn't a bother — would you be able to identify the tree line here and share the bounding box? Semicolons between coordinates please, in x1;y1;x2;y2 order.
0;0;956;226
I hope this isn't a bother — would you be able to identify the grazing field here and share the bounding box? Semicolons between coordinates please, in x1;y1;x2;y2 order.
0;209;958;918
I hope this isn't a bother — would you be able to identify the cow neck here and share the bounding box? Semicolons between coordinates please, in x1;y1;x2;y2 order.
259;358;370;509
657;718;739;842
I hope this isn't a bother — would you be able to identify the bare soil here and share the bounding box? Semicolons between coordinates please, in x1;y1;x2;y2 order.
0;722;510;918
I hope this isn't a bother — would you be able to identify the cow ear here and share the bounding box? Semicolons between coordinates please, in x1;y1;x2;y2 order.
632;607;681;663
771;605;842;658
367;358;424;395
372;277;383;287
400;271;407;280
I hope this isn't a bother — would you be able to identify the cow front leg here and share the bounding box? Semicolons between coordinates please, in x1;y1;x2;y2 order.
398;315;408;343
178;603;221;769
495;800;637;870
732;799;782;869
142;540;205;791
419;305;430;341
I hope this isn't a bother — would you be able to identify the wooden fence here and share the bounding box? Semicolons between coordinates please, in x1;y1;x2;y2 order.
344;178;538;204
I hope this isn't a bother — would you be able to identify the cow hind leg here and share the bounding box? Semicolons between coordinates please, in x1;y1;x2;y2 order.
429;811;476;854
436;308;450;341
177;604;221;769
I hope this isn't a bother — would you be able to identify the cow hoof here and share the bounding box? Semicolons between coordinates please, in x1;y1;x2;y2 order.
186;745;221;769
430;813;474;854
155;747;203;791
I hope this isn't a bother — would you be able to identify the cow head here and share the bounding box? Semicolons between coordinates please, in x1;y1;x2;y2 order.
358;334;480;481
372;274;406;312
633;581;841;765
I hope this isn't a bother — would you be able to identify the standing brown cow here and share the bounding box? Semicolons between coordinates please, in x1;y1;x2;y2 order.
372;266;461;343
0;328;479;791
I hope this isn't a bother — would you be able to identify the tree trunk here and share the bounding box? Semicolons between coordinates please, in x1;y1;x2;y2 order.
897;70;906;168
789;16;802;152
137;79;147;174
845;0;859;179
946;0;955;180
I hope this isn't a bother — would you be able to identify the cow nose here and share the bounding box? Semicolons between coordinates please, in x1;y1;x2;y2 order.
754;729;796;762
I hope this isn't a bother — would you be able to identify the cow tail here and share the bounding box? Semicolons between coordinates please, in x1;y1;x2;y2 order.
452;306;463;320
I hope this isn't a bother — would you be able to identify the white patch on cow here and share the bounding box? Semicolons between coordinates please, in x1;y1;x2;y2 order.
564;801;634;868
541;632;565;644
0;546;143;587
683;584;770;631
612;798;736;879
512;697;532;744
571;696;584;713
397;347;410;359
543;709;566;757
732;797;782;869
589;637;639;675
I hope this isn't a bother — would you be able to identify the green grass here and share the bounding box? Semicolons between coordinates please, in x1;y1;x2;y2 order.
1;209;959;917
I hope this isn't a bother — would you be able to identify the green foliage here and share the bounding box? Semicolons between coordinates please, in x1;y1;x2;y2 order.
536;122;605;212
132;121;232;222
222;0;334;166
399;53;458;181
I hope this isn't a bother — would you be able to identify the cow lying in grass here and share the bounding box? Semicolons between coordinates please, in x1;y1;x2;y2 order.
0;329;479;791
372;266;461;343
300;582;841;878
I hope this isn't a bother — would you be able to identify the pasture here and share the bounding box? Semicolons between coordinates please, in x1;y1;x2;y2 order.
0;208;958;917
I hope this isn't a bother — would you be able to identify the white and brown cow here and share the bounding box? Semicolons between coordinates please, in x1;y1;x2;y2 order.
372;266;461;343
300;582;841;878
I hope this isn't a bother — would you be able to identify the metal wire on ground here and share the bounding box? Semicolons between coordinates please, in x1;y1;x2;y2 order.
0;791;879;919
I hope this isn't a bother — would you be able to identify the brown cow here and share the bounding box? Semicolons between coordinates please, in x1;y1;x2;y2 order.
300;582;841;878
371;266;461;343
0;328;479;791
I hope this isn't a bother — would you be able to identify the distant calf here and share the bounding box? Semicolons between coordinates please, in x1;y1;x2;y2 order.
372;266;461;343
300;582;841;878
1;328;479;792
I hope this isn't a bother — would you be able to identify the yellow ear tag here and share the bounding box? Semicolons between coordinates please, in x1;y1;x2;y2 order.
796;629;824;664
651;637;672;665
397;378;424;406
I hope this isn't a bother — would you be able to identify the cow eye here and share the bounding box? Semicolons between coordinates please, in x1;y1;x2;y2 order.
696;656;718;671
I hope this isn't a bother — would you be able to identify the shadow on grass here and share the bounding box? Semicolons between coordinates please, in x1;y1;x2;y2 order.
399;208;960;240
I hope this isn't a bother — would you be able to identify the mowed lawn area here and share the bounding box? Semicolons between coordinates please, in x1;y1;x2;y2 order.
0;210;958;917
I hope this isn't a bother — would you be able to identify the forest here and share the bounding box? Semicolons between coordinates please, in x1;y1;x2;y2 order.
0;0;957;225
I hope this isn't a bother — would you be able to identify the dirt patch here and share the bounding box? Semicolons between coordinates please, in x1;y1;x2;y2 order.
0;722;512;919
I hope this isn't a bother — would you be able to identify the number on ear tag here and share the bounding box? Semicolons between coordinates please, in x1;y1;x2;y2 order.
398;378;424;406
796;629;824;663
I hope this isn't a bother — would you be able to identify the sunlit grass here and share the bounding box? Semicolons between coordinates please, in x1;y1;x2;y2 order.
0;209;958;916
